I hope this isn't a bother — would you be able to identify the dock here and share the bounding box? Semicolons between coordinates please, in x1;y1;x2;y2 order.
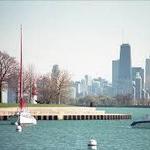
0;107;131;121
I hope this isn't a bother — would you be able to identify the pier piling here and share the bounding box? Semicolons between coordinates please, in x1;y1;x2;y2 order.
0;107;131;121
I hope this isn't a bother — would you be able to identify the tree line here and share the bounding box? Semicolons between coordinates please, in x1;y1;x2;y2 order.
1;50;150;106
77;94;150;107
0;51;72;104
36;70;72;104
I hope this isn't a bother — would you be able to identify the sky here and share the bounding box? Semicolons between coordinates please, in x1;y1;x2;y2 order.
0;1;150;82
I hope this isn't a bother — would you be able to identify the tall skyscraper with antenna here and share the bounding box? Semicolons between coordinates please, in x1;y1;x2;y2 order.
119;44;132;80
117;43;132;95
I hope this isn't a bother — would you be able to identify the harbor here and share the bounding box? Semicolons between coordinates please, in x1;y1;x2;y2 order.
0;107;150;150
0;107;131;121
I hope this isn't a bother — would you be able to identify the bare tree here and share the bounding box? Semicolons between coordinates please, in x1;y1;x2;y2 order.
4;64;36;103
36;74;51;103
0;51;18;103
36;69;71;104
50;70;71;104
22;65;35;103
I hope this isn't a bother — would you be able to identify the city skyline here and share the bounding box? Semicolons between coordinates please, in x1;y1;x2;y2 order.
0;1;150;82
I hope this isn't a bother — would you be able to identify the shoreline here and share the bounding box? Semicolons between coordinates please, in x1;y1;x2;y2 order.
0;106;131;121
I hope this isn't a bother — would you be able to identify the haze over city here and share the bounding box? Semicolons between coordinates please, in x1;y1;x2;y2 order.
0;1;150;82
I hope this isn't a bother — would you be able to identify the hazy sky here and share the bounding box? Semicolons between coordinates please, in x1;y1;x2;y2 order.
0;1;150;82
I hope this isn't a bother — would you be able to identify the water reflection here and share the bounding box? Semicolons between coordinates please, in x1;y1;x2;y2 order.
88;146;97;150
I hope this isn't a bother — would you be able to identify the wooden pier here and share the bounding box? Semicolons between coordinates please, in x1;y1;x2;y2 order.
0;107;131;121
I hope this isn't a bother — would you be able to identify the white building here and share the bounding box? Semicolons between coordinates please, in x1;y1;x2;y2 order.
2;89;8;103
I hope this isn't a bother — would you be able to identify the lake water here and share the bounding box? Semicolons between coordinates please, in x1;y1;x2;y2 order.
0;107;150;150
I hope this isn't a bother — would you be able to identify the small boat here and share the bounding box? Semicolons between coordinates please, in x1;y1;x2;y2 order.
131;115;150;129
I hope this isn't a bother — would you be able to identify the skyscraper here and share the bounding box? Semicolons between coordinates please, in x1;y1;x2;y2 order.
92;79;100;96
85;75;92;95
80;79;86;97
135;72;142;100
118;44;132;95
51;64;60;79
74;81;81;97
119;44;132;80
112;60;119;96
112;60;119;87
132;67;144;90
145;57;150;94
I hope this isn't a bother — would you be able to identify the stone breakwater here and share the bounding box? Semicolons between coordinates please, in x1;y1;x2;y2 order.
0;107;131;120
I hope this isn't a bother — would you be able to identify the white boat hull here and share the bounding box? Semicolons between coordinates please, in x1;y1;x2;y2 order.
9;110;37;125
19;114;37;125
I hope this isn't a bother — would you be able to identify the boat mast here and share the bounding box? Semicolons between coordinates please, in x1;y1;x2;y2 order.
19;25;23;110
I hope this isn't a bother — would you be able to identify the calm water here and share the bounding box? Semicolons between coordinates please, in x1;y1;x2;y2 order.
0;107;150;150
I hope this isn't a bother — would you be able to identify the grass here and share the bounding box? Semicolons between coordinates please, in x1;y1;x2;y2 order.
0;103;72;108
0;103;18;107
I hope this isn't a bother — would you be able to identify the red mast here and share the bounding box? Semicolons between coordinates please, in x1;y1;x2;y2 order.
19;25;26;110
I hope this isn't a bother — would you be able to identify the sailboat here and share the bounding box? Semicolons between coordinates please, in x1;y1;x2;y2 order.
10;26;37;125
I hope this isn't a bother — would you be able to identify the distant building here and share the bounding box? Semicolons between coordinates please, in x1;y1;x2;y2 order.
118;44;132;95
74;81;81;97
51;64;60;78
76;75;111;98
112;60;119;87
119;44;132;80
92;80;100;96
85;75;92;95
132;67;144;90
132;81;136;103
80;79;86;97
70;86;76;99
135;72;142;101
132;67;144;100
145;91;150;100
97;78;112;96
145;57;150;96
112;60;119;96
103;84;113;97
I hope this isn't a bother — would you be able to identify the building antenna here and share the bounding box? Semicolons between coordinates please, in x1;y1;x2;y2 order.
121;29;124;44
